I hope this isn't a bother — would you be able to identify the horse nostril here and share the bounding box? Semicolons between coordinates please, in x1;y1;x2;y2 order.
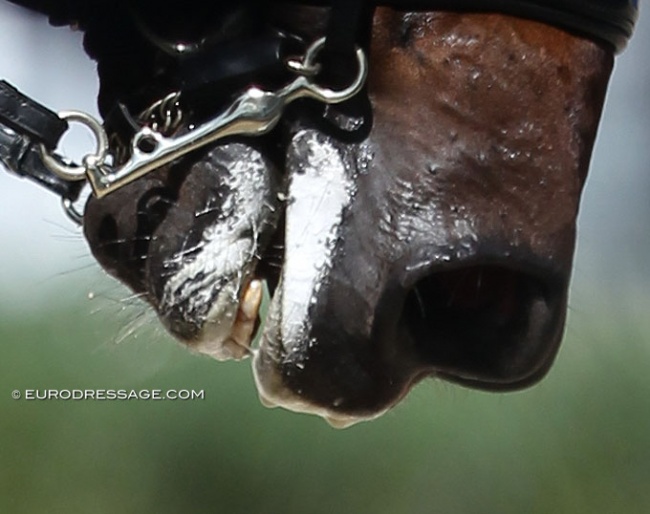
402;265;564;389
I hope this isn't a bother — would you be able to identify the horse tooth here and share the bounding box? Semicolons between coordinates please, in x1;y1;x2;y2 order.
228;279;263;350
240;279;263;323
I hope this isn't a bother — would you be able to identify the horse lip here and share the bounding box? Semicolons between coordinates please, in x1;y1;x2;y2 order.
252;127;572;420
256;129;358;355
158;269;253;361
252;362;391;428
141;142;281;360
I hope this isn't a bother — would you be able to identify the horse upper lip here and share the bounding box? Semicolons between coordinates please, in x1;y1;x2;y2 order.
253;244;569;423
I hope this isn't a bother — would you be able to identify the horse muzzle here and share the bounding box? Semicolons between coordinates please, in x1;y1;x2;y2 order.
84;125;572;427
83;11;614;426
252;125;572;427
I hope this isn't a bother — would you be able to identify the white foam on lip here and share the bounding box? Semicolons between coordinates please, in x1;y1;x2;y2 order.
159;145;274;359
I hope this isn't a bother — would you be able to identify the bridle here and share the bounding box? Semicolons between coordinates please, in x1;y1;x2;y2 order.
0;0;638;224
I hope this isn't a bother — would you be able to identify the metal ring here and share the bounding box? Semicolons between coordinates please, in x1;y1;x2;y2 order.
297;37;368;105
39;110;109;182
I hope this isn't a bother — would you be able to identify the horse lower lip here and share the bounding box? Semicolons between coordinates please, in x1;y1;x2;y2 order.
186;277;263;361
132;142;281;359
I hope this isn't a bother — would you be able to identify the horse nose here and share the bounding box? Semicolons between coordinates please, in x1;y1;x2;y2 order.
253;128;574;425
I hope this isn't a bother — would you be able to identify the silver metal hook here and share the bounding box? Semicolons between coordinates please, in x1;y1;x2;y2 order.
280;37;368;104
62;196;84;226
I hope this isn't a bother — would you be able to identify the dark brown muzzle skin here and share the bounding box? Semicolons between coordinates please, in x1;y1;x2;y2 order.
84;10;614;425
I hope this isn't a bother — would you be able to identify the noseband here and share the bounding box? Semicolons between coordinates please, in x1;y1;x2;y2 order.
1;0;638;222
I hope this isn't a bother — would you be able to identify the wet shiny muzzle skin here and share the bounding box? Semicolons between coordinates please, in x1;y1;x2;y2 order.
252;129;571;425
253;12;613;425
83;11;614;426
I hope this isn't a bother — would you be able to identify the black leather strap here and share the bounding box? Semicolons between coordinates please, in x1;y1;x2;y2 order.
289;0;639;52
0;122;83;200
0;81;81;199
9;0;639;52
175;31;299;101
0;80;68;149
324;0;367;59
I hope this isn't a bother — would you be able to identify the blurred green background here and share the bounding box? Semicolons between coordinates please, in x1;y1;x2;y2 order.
2;281;650;514
1;2;649;514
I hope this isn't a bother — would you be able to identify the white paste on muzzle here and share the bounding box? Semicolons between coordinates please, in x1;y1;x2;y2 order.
254;130;363;424
277;130;354;352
